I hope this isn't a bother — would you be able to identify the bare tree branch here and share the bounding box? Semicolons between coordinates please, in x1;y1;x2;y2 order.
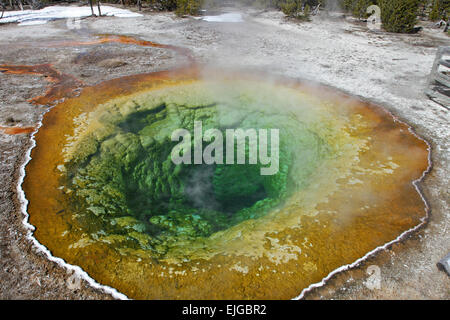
97;0;102;16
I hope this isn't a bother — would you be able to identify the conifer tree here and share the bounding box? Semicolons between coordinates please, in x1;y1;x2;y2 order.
430;0;441;20
379;0;421;33
304;3;311;18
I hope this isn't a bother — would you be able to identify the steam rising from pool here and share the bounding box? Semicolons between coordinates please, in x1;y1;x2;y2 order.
22;67;430;299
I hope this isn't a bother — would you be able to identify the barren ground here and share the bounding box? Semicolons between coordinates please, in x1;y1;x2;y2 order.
0;6;448;299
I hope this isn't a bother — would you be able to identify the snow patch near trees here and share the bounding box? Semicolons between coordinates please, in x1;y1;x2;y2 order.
0;5;142;26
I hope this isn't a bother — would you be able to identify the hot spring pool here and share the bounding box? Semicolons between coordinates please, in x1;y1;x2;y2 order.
22;67;429;299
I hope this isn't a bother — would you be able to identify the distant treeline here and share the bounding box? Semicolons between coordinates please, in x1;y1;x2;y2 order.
1;0;449;33
254;0;450;32
339;0;450;32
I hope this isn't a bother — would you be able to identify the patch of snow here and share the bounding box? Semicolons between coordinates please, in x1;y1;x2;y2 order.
199;13;243;23
0;5;142;26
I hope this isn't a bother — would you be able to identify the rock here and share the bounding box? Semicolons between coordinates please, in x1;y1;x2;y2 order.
437;253;450;276
97;58;127;69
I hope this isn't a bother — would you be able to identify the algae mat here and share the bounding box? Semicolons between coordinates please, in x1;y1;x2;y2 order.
23;67;430;299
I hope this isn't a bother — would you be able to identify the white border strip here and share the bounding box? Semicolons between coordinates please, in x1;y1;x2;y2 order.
16;109;129;300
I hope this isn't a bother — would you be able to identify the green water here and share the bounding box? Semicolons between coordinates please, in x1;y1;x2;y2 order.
64;82;331;257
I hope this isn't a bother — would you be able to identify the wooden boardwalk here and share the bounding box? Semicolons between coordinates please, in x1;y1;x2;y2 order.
426;46;450;109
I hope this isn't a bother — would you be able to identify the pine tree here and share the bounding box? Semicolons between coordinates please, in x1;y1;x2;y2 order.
175;0;188;16
379;0;421;33
281;0;314;20
430;0;441;20
281;0;300;17
175;0;202;16
352;0;374;19
304;3;311;19
339;0;379;19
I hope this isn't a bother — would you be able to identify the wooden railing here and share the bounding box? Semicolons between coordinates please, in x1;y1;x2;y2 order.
426;46;450;109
